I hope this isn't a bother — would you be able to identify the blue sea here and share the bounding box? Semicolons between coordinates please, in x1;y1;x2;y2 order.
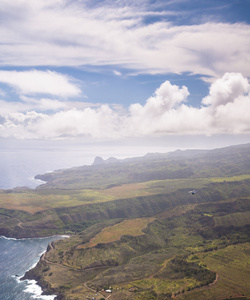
0;142;175;299
0;236;66;300
0;141;175;189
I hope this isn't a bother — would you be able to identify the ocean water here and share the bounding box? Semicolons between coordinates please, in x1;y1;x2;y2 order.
0;147;95;189
0;143;176;189
0;143;176;299
0;236;65;300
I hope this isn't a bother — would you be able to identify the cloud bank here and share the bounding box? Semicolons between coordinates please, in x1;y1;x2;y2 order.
0;73;249;140
0;0;250;78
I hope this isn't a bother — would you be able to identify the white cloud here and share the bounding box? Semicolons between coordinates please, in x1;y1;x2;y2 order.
126;81;208;136
0;1;249;78
0;70;81;97
133;80;189;112
113;70;122;76
126;72;250;136
0;73;249;140
0;105;122;140
0;111;48;139
34;105;122;139
0;96;100;115
202;72;249;107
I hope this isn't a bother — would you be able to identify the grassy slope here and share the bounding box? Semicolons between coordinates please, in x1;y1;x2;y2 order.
34;143;250;190
1;178;250;238
1;143;250;298
177;243;250;300
23;196;250;300
1;174;250;214
1;143;250;216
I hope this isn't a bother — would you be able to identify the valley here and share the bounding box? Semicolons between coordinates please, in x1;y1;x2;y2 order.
1;143;250;299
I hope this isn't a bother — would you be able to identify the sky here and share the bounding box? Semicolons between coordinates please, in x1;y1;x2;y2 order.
1;0;250;151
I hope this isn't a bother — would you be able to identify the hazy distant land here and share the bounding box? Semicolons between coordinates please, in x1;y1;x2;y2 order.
1;144;250;299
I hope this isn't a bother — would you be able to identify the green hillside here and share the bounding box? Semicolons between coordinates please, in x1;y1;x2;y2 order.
35;143;250;190
1;143;250;299
23;198;250;300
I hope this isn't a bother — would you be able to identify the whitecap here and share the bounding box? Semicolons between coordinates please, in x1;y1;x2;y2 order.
1;234;68;241
23;279;57;299
0;235;17;240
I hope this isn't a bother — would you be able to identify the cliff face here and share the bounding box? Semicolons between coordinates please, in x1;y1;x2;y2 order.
21;261;65;300
22;259;52;293
21;242;65;299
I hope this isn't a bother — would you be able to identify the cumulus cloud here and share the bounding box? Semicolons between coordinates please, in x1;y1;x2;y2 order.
126;81;208;136
126;72;250;136
0;105;122;140
34;105;123;139
0;73;249;140
130;81;189;114
0;1;250;78
0;70;81;97
202;72;249;107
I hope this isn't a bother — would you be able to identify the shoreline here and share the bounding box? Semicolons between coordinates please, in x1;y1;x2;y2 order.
0;234;69;300
21;235;70;300
21;243;60;299
18;277;57;300
20;248;57;300
1;234;70;241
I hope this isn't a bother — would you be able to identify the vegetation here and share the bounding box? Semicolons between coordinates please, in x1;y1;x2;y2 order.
23;198;250;299
1;143;250;299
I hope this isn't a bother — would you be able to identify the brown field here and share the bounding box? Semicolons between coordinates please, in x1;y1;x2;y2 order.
100;182;151;199
1;174;250;214
79;217;155;249
0;189;114;213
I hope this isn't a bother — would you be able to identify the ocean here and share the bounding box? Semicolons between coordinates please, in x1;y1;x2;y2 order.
0;143;176;189
0;142;176;299
0;236;66;300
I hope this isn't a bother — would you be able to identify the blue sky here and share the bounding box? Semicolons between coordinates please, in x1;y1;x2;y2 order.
0;0;250;150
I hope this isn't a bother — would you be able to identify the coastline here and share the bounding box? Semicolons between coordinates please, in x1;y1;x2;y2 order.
21;241;59;299
18;277;57;300
21;266;58;300
21;235;70;300
1;234;70;241
0;235;69;300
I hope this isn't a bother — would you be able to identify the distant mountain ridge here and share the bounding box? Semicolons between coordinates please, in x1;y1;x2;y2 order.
92;156;119;166
16;143;250;300
35;143;250;190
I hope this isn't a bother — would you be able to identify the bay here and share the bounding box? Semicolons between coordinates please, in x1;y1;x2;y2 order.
0;236;65;300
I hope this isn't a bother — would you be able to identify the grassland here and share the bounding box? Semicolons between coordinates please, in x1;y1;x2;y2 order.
0;189;114;213
1;174;250;214
2;143;250;299
81;217;155;248
23;195;250;299
177;243;250;300
214;210;250;227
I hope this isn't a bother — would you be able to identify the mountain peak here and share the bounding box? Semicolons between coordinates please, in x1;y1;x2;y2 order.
92;156;104;165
